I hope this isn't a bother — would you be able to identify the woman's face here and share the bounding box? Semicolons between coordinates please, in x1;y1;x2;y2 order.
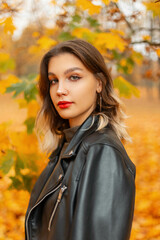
48;53;102;127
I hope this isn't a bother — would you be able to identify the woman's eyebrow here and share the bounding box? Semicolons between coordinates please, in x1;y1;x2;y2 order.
48;67;83;76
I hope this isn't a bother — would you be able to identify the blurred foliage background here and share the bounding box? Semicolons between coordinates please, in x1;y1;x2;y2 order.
0;0;160;239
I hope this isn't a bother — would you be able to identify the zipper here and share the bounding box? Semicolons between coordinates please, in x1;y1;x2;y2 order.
26;175;63;240
48;185;67;231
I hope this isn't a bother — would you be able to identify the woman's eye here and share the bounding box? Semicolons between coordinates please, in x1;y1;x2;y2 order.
49;75;81;85
49;78;58;85
69;75;81;81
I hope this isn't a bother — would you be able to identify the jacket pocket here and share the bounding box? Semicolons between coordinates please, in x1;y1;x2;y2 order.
48;185;67;231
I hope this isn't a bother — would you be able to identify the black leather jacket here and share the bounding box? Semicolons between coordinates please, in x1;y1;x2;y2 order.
25;114;136;240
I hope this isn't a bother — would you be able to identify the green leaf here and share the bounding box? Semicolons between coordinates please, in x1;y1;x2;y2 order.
58;32;74;41
6;74;38;102
6;82;26;97
24;84;38;102
24;117;35;134
9;176;22;190
68;23;78;30
22;174;33;192
87;16;100;28
113;76;140;98
0;58;15;73
27;73;38;81
68;14;82;30
72;14;81;23
0;150;15;174
15;155;25;175
127;57;134;66
18;153;38;173
112;50;122;60
117;64;132;75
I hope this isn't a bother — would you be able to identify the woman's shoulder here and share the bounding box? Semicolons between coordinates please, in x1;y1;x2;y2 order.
83;125;124;151
82;126;136;177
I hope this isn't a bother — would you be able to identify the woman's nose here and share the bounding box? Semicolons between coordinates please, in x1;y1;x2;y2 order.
56;83;69;96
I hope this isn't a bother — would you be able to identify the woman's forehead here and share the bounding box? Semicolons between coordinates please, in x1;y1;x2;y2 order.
48;53;88;74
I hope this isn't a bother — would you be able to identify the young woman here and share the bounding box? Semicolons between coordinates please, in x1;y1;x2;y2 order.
25;38;136;240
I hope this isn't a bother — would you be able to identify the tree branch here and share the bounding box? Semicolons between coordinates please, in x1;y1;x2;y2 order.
113;2;135;34
0;1;22;15
131;40;160;46
0;9;18;14
112;2;160;35
134;27;160;32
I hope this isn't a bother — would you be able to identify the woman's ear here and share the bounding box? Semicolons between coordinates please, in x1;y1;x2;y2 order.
96;79;102;93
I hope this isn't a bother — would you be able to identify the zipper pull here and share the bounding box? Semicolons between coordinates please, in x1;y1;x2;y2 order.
57;185;67;202
48;185;67;231
58;174;63;181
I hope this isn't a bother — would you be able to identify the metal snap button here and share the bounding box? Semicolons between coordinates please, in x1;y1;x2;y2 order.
69;150;73;155
58;174;63;180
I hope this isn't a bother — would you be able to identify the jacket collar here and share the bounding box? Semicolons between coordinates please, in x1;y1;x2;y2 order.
49;114;99;161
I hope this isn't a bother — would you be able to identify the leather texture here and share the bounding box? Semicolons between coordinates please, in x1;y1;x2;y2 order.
25;114;136;240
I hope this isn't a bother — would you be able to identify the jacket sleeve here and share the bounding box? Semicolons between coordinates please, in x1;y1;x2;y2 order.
69;144;136;240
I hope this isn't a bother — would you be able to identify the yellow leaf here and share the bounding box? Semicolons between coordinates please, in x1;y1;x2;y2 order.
102;0;110;4
28;45;40;54
45;26;59;36
94;32;127;52
37;36;57;50
10;131;39;154
136;199;151;211
1;2;10;10
72;27;97;41
102;0;118;4
113;76;140;98
142;35;151;41
0;52;10;61
131;51;143;65
120;58;127;67
27;100;40;118
110;28;125;36
76;0;101;15
35;74;40;82
0;74;19;94
20;168;30;175
0;122;11;154
29;37;57;54
32;31;40;38
0;17;16;34
143;2;160;17
16;99;28;109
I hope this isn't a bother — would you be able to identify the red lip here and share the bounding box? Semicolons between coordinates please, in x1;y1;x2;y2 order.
58;101;73;109
58;101;72;105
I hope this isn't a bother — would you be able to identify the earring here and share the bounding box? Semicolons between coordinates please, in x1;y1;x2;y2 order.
99;93;102;112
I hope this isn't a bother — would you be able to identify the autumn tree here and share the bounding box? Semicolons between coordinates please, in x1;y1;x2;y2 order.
0;0;160;239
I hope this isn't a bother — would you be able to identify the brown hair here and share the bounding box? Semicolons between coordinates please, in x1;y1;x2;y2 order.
36;38;131;153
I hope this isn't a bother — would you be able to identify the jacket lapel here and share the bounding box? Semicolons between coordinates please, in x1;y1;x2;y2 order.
27;114;99;211
60;114;99;159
